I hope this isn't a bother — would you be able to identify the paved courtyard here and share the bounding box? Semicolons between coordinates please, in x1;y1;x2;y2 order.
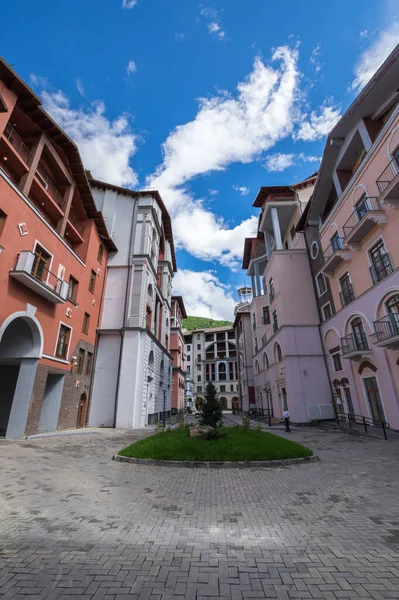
1;425;399;600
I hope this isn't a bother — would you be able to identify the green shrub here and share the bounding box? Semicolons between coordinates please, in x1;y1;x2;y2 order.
154;422;165;434
199;381;223;429
241;415;251;429
201;428;227;441
255;421;262;432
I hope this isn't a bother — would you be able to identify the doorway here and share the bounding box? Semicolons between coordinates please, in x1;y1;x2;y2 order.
76;392;88;428
363;377;386;423
38;374;65;432
281;387;288;411
219;397;228;410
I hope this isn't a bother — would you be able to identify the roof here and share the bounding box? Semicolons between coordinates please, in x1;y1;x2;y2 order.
242;232;265;270
89;177;177;272
252;173;317;207
172;295;187;319
309;43;399;221
233;306;250;328
0;57;117;253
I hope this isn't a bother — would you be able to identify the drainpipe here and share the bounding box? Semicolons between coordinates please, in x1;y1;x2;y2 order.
113;198;139;427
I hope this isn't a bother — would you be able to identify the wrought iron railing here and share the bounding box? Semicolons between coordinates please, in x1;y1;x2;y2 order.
3;123;32;165
36;165;66;211
27;251;65;295
372;313;399;342
342;197;381;238
336;412;389;440
339;283;355;308
341;331;369;355
323;237;345;261
68;209;84;237
370;253;393;284
376;154;399;195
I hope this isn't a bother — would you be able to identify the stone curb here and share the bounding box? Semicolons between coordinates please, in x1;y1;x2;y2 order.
112;454;319;469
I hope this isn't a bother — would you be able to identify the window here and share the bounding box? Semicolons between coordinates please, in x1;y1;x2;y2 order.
82;312;90;334
262;307;270;324
197;334;200;339
276;343;282;363
89;270;96;293
77;349;85;374
355;194;371;220
205;333;214;342
146;305;152;330
230;384;234;392
269;278;275;302
220;385;226;392
290;224;296;240
254;336;258;354
316;273;327;296
197;344;201;350
197;386;202;393
228;330;235;339
197;364;201;371
32;244;51;282
369;240;393;284
351;317;368;350
67;276;79;302
197;353;201;361
332;352;342;372
197;375;201;382
339;272;355;307
322;303;332;321
187;366;190;372
97;243;104;264
284;241;289;250
56;325;71;359
86;352;93;376
186;345;191;352
187;355;190;362
272;310;278;333
252;314;257;330
0;209;7;238
330;231;342;251
219;363;227;381
311;241;319;259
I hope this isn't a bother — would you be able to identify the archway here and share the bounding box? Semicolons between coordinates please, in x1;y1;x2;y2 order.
76;393;88;428
0;310;43;439
219;396;228;410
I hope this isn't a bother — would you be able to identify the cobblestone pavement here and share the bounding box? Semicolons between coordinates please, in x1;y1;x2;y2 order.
1;425;399;600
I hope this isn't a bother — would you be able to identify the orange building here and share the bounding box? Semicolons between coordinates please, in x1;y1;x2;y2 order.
170;296;187;415
0;58;115;439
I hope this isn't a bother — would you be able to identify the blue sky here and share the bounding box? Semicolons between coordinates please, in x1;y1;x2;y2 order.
2;0;398;318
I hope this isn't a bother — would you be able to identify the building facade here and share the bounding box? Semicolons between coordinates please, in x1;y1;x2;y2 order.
304;45;399;430
234;287;255;412
170;296;187;415
184;326;239;409
88;179;177;429
239;175;333;423
0;59;115;439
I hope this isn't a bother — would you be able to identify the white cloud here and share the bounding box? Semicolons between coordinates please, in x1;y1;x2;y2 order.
360;30;369;38
309;43;322;73
126;60;137;75
233;185;250;196
264;152;320;172
350;22;399;92
148;47;299;267
40;89;139;187
76;78;85;97
209;189;219;196
122;0;137;8
200;8;226;40
172;269;236;320
175;33;185;42
295;102;341;141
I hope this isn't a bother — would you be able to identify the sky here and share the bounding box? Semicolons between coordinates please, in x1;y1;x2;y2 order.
2;0;398;320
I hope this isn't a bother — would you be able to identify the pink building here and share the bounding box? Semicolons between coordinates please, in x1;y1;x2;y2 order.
239;176;333;423
303;44;399;430
170;296;187;415
234;288;255;412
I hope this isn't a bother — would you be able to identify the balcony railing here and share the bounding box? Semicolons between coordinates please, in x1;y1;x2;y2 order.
9;251;68;304
36;165;66;211
269;290;275;303
339;284;355;308
341;332;369;356
372;313;399;345
370;253;393;284
3;123;32;165
342;197;383;239
323;237;344;261
376;155;399;195
68;208;84;237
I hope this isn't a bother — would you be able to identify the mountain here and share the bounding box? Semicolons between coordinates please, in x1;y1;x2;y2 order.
182;316;233;331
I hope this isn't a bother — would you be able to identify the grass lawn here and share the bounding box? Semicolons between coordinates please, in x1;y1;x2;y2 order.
118;427;313;462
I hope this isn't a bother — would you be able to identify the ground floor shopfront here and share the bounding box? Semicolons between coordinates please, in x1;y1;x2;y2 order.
0;305;93;439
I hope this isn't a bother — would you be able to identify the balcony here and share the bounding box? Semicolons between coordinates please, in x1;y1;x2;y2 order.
371;313;399;349
340;332;372;361
339;284;355;308
320;238;351;274
65;208;84;243
2;123;32;166
342;197;386;247
376;155;399;206
9;251;68;304
30;166;66;226
370;253;393;285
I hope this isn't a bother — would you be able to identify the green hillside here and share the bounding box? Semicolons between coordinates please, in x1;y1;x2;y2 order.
182;316;233;331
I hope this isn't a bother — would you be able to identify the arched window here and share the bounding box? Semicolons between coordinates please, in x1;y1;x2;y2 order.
386;294;399;335
218;362;226;381
147;284;153;297
97;243;104;264
148;350;154;371
255;360;260;374
263;352;269;370
275;343;282;363
160;360;164;386
350;317;368;350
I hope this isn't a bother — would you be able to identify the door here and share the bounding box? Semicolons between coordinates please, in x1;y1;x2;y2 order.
76;393;87;428
219;397;228;410
343;386;354;416
351;317;368;351
363;377;386;424
335;388;344;415
281;387;288;411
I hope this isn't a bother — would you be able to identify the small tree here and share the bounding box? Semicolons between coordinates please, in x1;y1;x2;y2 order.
199;381;223;428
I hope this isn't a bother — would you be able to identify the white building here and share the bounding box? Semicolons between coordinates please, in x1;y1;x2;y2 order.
88;179;176;428
184;326;239;410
